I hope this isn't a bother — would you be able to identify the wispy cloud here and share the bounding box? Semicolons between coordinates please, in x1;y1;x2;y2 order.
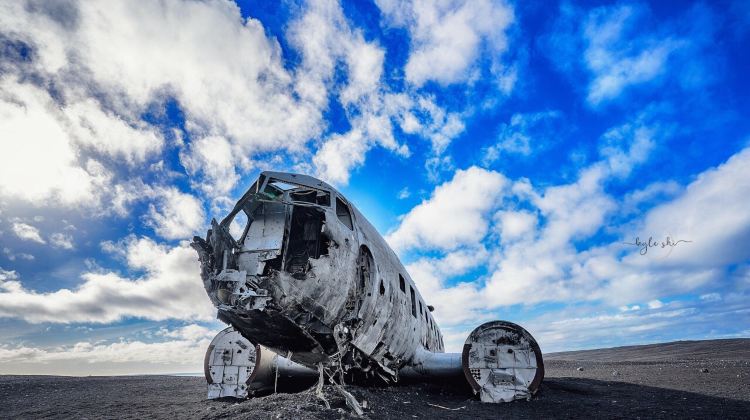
540;2;718;107
582;4;678;105
483;111;563;163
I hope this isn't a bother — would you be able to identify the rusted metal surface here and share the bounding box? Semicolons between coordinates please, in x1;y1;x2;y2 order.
193;171;543;403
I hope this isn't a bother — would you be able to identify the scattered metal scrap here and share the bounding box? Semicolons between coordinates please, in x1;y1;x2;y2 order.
193;171;544;406
426;403;466;411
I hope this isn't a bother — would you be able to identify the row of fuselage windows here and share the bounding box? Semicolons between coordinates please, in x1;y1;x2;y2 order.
397;274;442;350
328;189;443;349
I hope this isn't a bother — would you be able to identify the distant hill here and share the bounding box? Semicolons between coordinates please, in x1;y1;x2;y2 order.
546;338;750;362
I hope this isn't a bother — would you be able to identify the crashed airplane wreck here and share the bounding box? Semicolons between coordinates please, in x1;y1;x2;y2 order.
192;171;544;405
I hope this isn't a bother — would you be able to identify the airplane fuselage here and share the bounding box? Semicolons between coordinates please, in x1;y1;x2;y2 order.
193;172;442;380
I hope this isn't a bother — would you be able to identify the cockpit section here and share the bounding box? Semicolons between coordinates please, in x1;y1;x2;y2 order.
191;172;352;365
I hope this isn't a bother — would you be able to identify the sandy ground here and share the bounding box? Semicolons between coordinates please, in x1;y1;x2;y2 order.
1;339;749;419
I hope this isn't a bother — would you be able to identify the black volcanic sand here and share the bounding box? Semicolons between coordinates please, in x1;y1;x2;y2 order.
2;339;749;419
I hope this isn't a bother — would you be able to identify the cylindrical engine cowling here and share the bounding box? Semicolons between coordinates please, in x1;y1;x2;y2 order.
461;320;544;402
399;347;464;379
204;327;317;399
403;320;544;403
206;322;544;403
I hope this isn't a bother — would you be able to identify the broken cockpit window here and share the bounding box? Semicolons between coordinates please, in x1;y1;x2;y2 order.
263;178;331;206
335;197;353;230
229;210;248;242
285;205;329;279
290;189;330;206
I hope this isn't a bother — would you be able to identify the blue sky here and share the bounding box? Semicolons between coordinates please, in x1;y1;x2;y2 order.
0;0;748;375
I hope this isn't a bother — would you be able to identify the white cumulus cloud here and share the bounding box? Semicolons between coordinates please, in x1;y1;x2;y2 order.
392;114;750;343
0;0;325;201
386;166;507;251
11;222;45;244
0;236;214;324
49;232;74;250
0;78;108;207
0;323;220;375
145;187;205;241
376;0;515;87
291;0;466;185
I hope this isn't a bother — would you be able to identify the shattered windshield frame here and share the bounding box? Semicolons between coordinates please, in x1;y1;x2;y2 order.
217;175;333;247
260;178;331;207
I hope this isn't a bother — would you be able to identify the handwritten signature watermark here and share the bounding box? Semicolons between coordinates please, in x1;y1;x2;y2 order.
623;236;692;256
